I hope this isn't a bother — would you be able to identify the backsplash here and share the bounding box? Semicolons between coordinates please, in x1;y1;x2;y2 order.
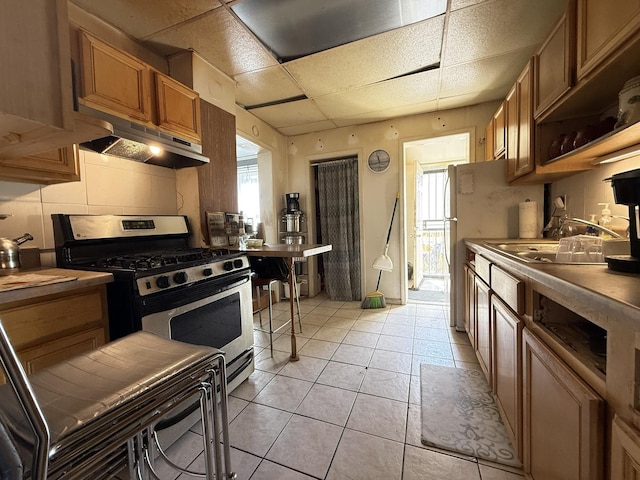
549;156;640;235
0;150;178;267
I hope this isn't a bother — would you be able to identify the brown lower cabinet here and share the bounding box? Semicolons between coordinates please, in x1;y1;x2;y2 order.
612;415;640;479
475;275;491;384
522;328;604;480
491;295;523;459
0;284;109;383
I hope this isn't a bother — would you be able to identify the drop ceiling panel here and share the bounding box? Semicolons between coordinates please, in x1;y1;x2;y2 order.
313;70;440;118
69;0;217;39
450;0;489;11
331;99;439;127
443;0;565;66
278;120;341;136
145;8;278;76
284;15;445;97
250;99;330;128
234;66;305;107
436;87;506;110
439;49;532;98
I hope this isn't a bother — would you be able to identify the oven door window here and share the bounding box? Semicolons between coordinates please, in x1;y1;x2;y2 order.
170;292;242;348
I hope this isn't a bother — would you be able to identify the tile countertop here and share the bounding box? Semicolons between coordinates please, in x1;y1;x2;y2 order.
0;268;113;304
465;239;640;331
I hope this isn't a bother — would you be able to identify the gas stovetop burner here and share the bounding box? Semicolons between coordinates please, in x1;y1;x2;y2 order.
95;248;231;271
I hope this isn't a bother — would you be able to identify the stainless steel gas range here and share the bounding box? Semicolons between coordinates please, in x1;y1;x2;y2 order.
51;214;254;393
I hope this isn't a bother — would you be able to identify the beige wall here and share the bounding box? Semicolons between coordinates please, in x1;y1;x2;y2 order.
287;102;499;303
0;151;178;266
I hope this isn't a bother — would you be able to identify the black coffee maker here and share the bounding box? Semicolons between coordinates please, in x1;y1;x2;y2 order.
606;167;640;273
286;193;300;213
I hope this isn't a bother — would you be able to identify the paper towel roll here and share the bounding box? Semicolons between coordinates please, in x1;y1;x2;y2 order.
519;201;538;239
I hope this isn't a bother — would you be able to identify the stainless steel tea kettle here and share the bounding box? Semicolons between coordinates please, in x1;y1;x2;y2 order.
0;233;34;273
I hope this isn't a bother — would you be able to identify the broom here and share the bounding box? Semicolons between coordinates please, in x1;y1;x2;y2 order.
361;192;399;309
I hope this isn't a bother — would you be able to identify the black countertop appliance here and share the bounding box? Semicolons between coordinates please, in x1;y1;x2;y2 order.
606;167;640;273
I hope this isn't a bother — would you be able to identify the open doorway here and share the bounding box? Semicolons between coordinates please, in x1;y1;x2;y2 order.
404;132;471;305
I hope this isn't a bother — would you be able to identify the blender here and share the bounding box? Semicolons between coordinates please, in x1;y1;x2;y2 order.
605;167;640;273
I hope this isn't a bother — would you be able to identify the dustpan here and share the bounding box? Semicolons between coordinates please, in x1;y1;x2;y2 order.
373;245;393;271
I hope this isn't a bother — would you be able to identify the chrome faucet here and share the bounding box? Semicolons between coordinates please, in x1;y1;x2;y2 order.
558;216;623;239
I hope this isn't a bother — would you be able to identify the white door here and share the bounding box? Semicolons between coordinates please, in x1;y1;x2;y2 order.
413;162;424;288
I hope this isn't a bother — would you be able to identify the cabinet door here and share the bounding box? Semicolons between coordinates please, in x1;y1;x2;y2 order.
534;9;575;119
79;30;152;124
505;83;518;171
464;265;477;348
523;328;604;480
154;72;202;143
475;276;491;384
507;61;535;182
491;296;523;458
485;118;495;161
19;327;105;375
0;145;79;184
493;102;506;159
577;0;640;79
612;415;640;479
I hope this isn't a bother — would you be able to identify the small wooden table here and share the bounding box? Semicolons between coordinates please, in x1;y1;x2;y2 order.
233;243;332;361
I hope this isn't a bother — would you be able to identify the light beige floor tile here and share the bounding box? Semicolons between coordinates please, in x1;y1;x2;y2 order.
412;355;455;375
295;383;357;426
376;334;414;353
403;445;481;480
250;459;316;479
297;323;321;338
228;403;292;457
301;313;330;326
312;326;349;343
456;360;482;371
415;326;451;342
298;339;340;359
359;367;410;402
230;370;276;402
340;300;364;310
254;348;291;374
346;393;407;442
381;323;415;338
251;375;313;412
272;332;309;353
326;429;404;480
386;314;416;326
409;375;421;404
415;305;447;319
152;430;204;479
358;311;389;322
449;328;472;344
415;316;449;329
254;329;282;348
413;338;453;359
278;355;329;382
342;330;379;348
405;403;423;447
332;308;361;319
266;414;343;478
331;344;374;366
324;317;356;329
478;463;525;479
369;349;413;374
311;306;339;317
389;304;418;316
451;343;477;362
176;446;262;480
319;300;346;309
316;361;366;391
351;320;384;333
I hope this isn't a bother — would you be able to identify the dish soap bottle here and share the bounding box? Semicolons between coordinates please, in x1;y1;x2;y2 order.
597;203;612;238
586;214;598;236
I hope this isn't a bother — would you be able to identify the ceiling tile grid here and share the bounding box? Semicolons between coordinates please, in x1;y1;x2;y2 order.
234;66;305;107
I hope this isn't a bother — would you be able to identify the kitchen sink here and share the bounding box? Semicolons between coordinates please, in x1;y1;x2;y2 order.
485;239;630;265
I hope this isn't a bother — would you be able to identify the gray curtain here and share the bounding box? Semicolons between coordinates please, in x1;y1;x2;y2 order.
317;157;361;301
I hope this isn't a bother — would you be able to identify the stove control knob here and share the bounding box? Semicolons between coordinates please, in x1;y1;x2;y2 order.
156;275;170;289
233;259;244;268
223;261;234;271
202;267;213;277
173;271;188;284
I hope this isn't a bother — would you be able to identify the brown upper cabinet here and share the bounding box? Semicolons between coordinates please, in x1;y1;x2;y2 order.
534;6;575;120
506;61;535;182
0;145;80;184
493;102;506;160
576;0;640;80
0;0;111;161
78;31;202;143
484;117;495;161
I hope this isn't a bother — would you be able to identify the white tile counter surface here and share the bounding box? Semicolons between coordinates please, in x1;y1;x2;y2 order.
466;239;640;331
0;268;113;304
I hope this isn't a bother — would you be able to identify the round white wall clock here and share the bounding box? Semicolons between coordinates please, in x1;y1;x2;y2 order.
367;149;391;173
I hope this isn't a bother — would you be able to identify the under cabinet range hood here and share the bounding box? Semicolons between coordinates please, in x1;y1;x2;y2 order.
77;105;209;168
